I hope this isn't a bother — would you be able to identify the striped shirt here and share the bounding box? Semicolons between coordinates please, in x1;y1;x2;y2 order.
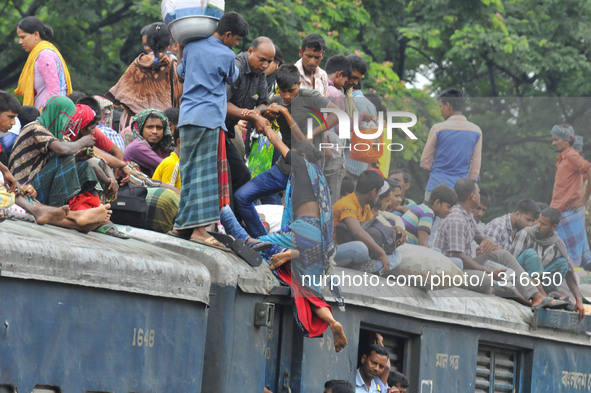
8;122;56;184
401;203;435;245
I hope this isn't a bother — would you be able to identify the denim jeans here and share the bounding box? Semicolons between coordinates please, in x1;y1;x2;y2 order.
219;205;250;243
234;165;289;238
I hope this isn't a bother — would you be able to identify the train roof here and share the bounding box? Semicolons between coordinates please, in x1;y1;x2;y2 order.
0;220;211;304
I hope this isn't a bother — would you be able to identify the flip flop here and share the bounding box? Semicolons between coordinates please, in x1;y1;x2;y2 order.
207;231;263;267
532;296;569;310
95;223;130;239
248;239;274;252
190;235;229;252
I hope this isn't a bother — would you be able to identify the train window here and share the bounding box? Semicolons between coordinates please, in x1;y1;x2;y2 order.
0;385;17;393
31;387;61;393
475;346;518;393
358;327;411;377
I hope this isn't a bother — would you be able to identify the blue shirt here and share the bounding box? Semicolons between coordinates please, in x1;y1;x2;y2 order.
356;369;384;393
177;36;239;129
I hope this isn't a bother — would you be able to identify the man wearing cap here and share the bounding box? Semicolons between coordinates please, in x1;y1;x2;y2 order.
550;124;591;267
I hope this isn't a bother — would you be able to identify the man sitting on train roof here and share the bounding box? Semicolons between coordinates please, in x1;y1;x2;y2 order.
332;170;406;275
483;198;540;251
510;207;585;319
356;344;389;393
432;177;562;307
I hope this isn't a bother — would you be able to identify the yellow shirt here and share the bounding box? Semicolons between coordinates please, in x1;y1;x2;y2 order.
332;192;373;229
153;152;181;189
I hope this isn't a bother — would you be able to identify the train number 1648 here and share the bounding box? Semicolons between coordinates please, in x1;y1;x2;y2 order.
132;328;155;348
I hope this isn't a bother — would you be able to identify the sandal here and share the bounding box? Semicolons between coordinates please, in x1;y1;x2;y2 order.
168;229;191;240
190;235;229;252
207;231;263;267
95;223;130;239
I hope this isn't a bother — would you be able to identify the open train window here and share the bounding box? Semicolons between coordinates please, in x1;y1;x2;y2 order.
475;345;519;393
358;327;413;378
0;385;17;393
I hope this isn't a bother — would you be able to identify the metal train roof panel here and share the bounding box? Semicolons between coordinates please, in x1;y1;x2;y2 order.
0;220;211;304
119;226;279;293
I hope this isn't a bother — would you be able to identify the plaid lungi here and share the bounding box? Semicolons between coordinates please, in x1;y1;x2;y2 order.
174;125;220;229
32;155;97;207
557;206;591;267
146;187;180;233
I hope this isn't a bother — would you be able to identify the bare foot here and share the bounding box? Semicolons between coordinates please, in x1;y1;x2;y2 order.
34;205;69;225
331;321;348;352
269;250;292;270
69;204;111;226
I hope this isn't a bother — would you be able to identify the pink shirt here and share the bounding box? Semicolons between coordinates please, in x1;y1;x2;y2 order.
34;49;67;109
551;146;591;211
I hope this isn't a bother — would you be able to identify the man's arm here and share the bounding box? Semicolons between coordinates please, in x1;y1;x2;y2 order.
107;143;124;161
469;131;482;180
342;216;392;270
567;166;591;210
311;100;340;138
226;102;270;131
417;229;430;247
564;271;585;320
49;135;94;156
420;126;437;171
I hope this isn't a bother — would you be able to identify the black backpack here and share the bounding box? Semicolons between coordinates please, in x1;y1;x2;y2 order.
110;184;148;228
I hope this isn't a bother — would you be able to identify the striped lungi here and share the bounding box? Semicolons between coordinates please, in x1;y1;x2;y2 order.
557;206;591;267
174;125;220;229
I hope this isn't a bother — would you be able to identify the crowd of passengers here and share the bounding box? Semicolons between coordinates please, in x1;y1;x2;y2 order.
0;11;588;360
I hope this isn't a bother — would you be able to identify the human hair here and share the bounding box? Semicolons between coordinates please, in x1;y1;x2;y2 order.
144;22;170;57
365;92;386;113
18;16;53;40
301;33;326;52
362;344;389;359
356;170;384;194
276;64;300;90
454;178;477;203
18;106;40;126
273;44;284;65
75;96;101;125
325;55;352;78
216;11;249;37
324;380;354;393
251;36;273;49
163;107;179;126
293;141;321;166
387;370;409;388
429;184;457;206
340;174;356;197
479;189;490;207
439;88;464;111
389;168;410;184
386;178;401;191
346;54;368;75
68;90;87;104
515;198;541;218
0;91;21;114
536;201;549;211
541;207;561;226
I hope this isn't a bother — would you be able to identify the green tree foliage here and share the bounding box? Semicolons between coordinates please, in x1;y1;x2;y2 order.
1;0;589;216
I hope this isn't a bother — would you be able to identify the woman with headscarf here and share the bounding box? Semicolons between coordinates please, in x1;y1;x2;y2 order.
123;109;173;177
107;22;182;131
15;17;72;110
8;95;112;232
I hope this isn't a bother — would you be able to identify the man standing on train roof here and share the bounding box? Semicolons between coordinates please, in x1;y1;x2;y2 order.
549;124;591;269
356;344;389;393
420;88;482;203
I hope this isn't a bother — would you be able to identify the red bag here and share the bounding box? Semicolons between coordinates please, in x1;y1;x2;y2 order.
348;128;383;164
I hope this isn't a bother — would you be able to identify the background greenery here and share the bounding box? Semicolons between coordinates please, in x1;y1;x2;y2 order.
1;0;590;219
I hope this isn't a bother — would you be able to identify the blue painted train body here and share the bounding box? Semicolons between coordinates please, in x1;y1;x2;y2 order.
1;221;590;393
